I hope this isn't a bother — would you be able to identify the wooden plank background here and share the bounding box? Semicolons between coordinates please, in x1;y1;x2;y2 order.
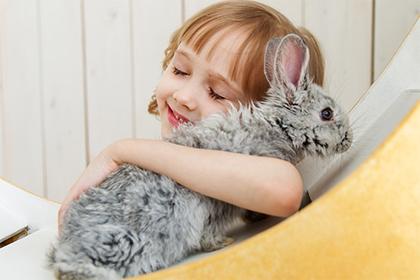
1;0;45;196
0;0;419;202
39;0;86;200
0;0;4;178
374;0;420;79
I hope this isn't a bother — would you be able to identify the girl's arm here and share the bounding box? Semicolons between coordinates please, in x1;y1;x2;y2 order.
59;138;303;230
114;139;303;216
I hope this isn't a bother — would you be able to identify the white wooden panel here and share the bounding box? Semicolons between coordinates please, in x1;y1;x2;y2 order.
39;0;86;201
304;0;373;113
257;0;303;26
184;0;218;20
0;82;3;179
0;0;5;176
132;0;182;140
1;0;44;195
374;0;420;80
84;0;134;160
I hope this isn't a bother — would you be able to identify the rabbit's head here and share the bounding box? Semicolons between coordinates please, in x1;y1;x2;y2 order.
260;34;352;158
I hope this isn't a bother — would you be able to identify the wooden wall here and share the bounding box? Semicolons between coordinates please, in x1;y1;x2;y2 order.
0;0;419;202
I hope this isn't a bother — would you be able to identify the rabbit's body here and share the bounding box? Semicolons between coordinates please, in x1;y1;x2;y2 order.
48;108;301;279
48;34;353;279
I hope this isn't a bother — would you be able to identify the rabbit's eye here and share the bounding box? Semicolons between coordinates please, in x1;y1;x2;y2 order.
320;107;334;121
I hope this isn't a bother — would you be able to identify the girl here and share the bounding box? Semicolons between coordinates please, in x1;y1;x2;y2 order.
58;0;325;230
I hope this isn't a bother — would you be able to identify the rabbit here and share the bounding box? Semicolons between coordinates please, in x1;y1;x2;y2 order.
47;33;352;280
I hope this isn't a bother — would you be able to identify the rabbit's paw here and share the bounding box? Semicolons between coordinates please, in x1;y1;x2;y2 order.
200;236;234;252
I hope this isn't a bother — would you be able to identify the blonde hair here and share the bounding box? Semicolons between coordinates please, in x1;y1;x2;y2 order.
148;0;324;115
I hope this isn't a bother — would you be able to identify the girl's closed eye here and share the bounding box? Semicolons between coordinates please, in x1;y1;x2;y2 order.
172;66;188;76
208;87;225;100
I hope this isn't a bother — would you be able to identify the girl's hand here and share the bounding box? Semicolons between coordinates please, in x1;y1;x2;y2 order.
58;143;121;233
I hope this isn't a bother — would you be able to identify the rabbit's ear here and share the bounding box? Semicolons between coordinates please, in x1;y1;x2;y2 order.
264;37;283;87
271;34;310;103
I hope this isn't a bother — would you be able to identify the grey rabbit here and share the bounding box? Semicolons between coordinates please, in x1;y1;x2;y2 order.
47;34;352;280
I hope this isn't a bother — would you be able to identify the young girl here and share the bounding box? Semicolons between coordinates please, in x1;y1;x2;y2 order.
58;0;325;230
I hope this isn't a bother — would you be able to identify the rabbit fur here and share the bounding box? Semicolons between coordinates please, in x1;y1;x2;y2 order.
47;34;352;279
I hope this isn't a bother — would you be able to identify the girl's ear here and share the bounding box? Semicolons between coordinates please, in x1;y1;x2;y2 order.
264;34;310;103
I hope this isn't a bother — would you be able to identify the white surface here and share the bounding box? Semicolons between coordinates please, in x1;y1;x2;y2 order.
0;204;27;243
0;178;59;279
0;178;59;232
0;228;57;280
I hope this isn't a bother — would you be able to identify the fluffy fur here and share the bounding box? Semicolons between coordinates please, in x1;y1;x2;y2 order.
47;34;352;279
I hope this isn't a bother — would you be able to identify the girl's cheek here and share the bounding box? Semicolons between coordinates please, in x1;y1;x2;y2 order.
154;87;164;108
155;76;172;103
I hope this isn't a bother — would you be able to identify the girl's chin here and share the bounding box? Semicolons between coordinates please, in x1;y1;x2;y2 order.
161;124;173;139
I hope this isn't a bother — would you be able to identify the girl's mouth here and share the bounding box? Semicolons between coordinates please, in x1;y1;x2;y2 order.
167;106;191;128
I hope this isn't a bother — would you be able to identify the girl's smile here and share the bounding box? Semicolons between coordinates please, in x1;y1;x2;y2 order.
167;104;192;128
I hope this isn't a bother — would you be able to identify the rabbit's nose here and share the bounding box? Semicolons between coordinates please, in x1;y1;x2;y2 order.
338;130;352;153
344;130;353;144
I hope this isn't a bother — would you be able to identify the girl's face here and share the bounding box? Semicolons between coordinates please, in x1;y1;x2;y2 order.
155;29;247;138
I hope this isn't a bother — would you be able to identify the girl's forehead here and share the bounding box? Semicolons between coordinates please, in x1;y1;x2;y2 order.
198;28;249;62
179;28;250;76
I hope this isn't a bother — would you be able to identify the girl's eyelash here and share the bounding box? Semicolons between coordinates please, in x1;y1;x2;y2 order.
208;87;225;100
172;66;188;76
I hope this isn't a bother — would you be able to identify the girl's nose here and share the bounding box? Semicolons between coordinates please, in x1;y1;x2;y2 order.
172;87;198;111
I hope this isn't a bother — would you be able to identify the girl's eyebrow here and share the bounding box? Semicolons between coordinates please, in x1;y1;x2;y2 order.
175;50;192;61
